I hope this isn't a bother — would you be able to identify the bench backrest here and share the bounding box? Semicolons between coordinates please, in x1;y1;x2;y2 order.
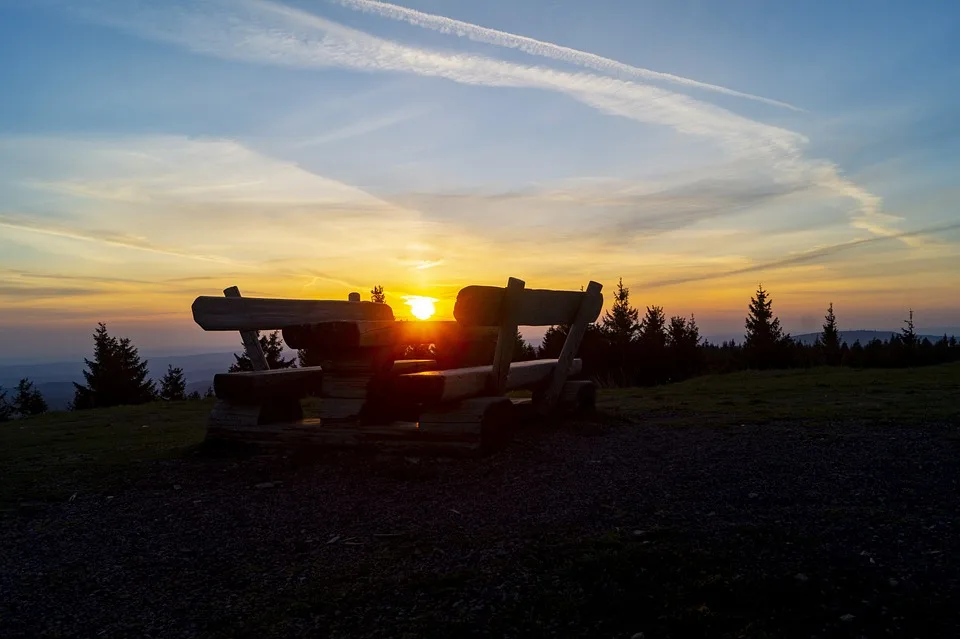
192;295;394;331
454;284;603;327
453;277;603;398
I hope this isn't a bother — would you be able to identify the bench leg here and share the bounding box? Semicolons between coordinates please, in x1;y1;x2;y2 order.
418;396;517;455
533;380;596;415
206;398;303;444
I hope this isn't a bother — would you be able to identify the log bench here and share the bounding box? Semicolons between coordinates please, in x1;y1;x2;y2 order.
191;278;602;455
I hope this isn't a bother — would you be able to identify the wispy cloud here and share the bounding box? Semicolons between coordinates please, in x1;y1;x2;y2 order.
64;0;900;239
638;221;960;289
332;0;802;111
0;213;238;263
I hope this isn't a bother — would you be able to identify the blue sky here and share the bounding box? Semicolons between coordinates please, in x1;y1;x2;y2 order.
0;0;958;361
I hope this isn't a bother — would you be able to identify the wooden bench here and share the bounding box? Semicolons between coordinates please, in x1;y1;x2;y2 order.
191;278;602;455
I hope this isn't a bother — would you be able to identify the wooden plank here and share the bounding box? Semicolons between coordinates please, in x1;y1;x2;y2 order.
538;280;603;415
490;277;525;394
391;359;438;374
223;286;269;371
213;367;323;402
283;321;498;350
391;358;581;404
454;284;604;327
192;296;394;331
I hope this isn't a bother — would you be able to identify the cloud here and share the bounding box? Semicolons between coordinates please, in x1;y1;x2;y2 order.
638;221;960;289
62;0;900;239
0;213;239;263
332;0;802;111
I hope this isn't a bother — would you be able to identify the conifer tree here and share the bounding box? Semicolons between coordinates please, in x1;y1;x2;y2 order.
512;329;537;362
13;378;48;416
370;285;386;304
159;366;187;401
0;386;12;422
72;323;156;409
820;302;842;366
538;324;570;359
229;331;296;372
743;284;788;369
901;309;917;347
601;278;640;348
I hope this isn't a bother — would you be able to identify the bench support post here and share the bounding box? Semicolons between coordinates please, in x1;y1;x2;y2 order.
538;280;603;416
489;277;525;395
223;286;269;371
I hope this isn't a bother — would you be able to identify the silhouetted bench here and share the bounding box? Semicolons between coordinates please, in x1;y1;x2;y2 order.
191;278;602;454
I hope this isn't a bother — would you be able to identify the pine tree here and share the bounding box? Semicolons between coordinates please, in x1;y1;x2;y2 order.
901;309;917;347
601;278;640;348
743;284;788;369
638;306;667;349
187;390;202;401
370;285;386;304
229;331;296;372
159;366;187;401
204;386;215;399
666;315;702;381
13;378;48;416
538;324;570;359
0;386;12;422
72;323;156;409
636;305;668;384
820;302;842;366
512;329;537;362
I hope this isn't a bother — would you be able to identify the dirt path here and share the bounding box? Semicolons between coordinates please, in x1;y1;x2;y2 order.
3;418;959;638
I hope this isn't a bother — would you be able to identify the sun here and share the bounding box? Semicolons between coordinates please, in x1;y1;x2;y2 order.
404;296;437;320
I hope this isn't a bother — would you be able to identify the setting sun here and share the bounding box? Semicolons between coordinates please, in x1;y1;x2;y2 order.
404;296;437;320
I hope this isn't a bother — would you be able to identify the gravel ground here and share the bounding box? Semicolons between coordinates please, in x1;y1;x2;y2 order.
2;417;959;638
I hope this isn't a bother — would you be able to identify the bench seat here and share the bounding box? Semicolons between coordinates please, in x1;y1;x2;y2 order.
390;358;582;404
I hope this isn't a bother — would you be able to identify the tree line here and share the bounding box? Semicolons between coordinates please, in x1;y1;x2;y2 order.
8;282;957;417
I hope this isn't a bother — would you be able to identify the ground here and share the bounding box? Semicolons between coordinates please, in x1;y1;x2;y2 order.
1;364;959;638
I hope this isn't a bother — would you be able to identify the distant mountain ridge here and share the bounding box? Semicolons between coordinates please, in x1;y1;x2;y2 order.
791;330;953;346
0;351;257;411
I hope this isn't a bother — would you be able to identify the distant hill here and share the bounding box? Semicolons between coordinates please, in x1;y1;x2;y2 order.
0;351;264;411
791;330;952;346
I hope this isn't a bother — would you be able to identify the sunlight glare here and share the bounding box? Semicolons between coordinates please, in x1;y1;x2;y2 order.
404;295;437;320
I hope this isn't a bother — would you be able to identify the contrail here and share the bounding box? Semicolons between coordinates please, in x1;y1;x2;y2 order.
638;221;960;289
332;0;802;111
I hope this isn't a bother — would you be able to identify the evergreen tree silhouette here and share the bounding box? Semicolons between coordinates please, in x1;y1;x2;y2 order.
901;309;917;347
72;323;156;409
601;278;640;347
159;366;187;401
370;285;386;304
229;331;296;372
637;305;668;384
0;386;12;422
538;324;570;359
13;378;47;416
600;278;640;383
512;329;537;362
667;315;702;380
820;302;842;366
743;284;788;369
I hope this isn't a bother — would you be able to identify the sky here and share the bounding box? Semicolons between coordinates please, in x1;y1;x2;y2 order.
1;0;958;362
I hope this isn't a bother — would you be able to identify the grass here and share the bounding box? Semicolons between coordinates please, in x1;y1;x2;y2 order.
0;399;211;506
599;361;960;425
2;363;957;505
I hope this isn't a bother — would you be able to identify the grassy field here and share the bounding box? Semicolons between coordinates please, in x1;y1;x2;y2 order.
3;363;958;507
600;361;960;425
